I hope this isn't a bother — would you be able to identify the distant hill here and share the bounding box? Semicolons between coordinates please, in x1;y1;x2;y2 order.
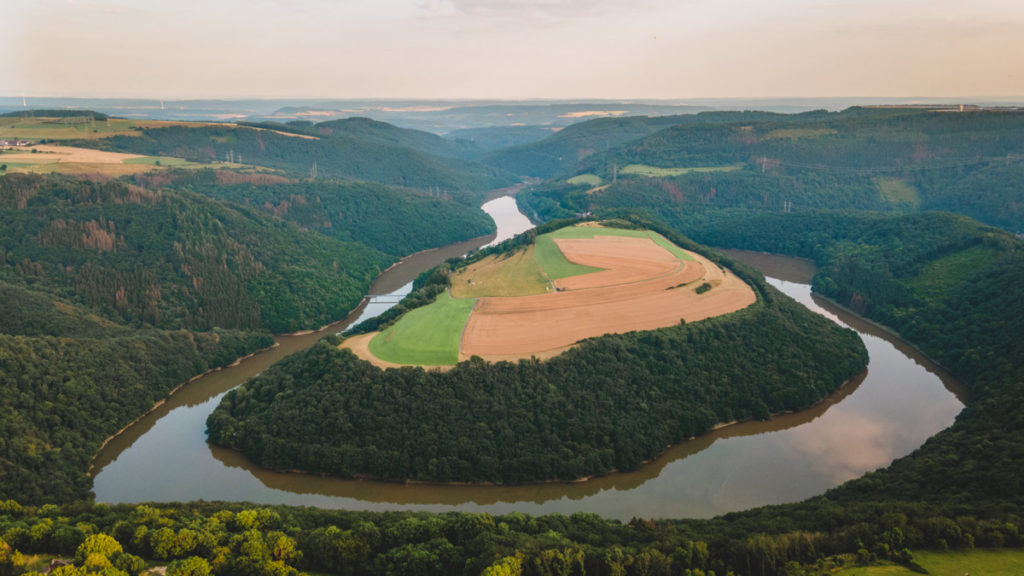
520;108;1024;232
445;125;558;151
313;116;481;159
83;122;518;204
484;111;792;178
0;109;110;120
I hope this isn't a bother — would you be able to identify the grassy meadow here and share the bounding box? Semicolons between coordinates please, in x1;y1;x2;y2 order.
450;246;551;298
567;173;604;186
368;292;476;365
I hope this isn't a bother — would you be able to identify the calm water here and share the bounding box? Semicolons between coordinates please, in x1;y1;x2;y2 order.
92;204;964;520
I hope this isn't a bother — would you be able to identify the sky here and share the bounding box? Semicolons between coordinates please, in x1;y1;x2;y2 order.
5;0;1024;100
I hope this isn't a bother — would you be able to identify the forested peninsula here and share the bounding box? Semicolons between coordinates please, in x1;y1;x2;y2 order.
206;220;868;484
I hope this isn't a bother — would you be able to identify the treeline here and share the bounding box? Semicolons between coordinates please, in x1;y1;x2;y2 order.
80;122;516;203
208;221;866;484
141;170;495;257
0;110;110;121
0;173;390;334
3;498;1023;576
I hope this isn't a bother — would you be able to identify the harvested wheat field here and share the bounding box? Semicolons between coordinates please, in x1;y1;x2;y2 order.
459;235;755;360
1;144;144;164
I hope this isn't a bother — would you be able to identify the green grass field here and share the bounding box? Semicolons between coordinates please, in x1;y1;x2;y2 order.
619;163;745;178
567;173;604;186
835;549;1024;576
876;177;921;207
450;246;551;298
368;292;476;365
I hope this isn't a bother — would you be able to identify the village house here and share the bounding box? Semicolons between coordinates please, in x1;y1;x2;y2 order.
0;139;32;150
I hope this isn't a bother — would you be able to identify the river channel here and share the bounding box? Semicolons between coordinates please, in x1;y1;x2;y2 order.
93;197;965;520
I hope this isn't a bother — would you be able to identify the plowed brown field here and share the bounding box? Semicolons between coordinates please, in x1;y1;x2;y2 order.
459;236;755;360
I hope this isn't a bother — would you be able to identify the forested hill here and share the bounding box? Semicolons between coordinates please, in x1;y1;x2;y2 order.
207;220;867;484
135;169;495;257
0;173;391;334
312;117;481;159
519;108;1024;232
446;124;556;151
484;111;795;178
82;121;518;204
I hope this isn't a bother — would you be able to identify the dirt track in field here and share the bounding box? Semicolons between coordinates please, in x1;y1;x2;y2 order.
459;236;756;361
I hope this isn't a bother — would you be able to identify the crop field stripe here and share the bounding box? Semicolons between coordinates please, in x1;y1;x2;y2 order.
646;232;696;261
533;234;603;281
535;226;695;279
368;291;476;365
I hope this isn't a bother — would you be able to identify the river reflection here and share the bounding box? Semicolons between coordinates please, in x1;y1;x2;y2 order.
92;210;965;521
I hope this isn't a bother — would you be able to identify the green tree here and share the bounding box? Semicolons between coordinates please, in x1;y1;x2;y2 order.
75;533;123;564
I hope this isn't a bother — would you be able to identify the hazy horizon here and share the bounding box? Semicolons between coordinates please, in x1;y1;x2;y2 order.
5;0;1024;100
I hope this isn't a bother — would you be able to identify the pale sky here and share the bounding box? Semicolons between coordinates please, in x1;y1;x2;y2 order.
5;0;1024;99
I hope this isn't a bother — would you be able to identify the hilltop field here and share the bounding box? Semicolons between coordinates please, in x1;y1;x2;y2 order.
0;114;288;176
342;224;756;366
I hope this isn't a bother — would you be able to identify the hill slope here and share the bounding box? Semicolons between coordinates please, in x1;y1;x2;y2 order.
86;122;517;203
520;108;1024;231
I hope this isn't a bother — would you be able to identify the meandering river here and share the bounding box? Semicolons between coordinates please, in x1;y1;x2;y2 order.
93;197;964;520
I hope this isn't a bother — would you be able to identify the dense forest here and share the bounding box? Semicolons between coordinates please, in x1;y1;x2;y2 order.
0;173;391;333
517;108;1024;233
79;121;517;204
134;169;495;257
207;221;867;484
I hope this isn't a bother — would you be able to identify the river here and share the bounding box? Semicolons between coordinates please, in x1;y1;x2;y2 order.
92;198;964;521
